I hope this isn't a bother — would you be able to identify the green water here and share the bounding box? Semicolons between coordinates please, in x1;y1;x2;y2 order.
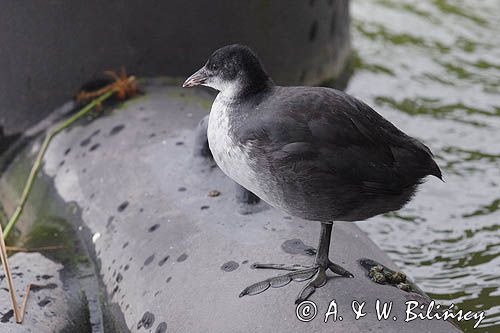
350;0;500;331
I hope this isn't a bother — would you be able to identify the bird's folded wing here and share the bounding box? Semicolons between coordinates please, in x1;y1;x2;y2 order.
239;89;432;193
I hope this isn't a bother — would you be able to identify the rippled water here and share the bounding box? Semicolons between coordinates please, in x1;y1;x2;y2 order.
349;0;500;331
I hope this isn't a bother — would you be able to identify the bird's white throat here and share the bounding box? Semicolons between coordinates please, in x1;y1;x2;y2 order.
203;78;242;100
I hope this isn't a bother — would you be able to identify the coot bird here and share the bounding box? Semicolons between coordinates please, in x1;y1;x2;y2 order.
183;44;442;303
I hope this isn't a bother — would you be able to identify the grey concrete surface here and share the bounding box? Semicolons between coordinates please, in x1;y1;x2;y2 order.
0;253;87;332
0;81;458;332
0;0;350;136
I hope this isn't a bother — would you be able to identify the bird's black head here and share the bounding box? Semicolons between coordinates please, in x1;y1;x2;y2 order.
183;44;272;98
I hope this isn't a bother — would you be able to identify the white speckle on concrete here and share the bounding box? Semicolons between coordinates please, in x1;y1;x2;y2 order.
92;232;101;243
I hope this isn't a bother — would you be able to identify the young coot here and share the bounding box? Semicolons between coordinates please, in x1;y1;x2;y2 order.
183;44;442;303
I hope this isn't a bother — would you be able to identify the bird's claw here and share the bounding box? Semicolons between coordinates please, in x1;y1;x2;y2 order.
295;266;327;304
328;260;354;278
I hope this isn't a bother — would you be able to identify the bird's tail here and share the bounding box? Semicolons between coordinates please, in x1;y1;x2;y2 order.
428;158;444;182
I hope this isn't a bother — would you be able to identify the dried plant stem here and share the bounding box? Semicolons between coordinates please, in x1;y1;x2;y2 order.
2;90;114;239
6;245;65;252
0;224;33;323
0;73;136;324
0;91;113;325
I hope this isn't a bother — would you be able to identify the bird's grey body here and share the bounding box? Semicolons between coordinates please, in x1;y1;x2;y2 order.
208;86;440;222
184;44;442;303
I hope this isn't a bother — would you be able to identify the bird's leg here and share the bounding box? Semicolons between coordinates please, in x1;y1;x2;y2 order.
295;222;353;303
294;225;331;303
235;184;264;215
192;115;213;159
315;223;353;277
239;223;353;302
235;184;260;205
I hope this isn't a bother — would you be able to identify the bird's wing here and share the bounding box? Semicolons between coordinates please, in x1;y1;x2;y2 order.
239;87;437;194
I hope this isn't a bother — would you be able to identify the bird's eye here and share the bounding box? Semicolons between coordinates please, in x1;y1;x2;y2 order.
210;63;218;71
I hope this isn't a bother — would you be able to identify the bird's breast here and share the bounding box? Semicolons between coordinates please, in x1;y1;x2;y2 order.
207;97;261;195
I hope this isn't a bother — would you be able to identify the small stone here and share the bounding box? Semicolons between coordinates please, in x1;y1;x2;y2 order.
368;265;384;277
397;282;412;292
208;190;221;197
92;232;101;243
371;272;386;283
387;271;407;284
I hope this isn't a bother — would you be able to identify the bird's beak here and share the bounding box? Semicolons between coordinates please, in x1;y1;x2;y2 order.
182;67;208;88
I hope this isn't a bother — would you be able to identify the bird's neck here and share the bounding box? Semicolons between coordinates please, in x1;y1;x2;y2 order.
221;76;274;101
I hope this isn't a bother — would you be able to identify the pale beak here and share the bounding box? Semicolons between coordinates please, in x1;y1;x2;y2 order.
182;67;208;88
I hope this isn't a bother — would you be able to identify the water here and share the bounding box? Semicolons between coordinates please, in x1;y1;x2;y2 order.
349;0;500;331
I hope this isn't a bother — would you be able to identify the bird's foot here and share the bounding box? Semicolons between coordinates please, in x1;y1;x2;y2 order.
250;263;312;271
239;260;353;303
295;265;327;304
